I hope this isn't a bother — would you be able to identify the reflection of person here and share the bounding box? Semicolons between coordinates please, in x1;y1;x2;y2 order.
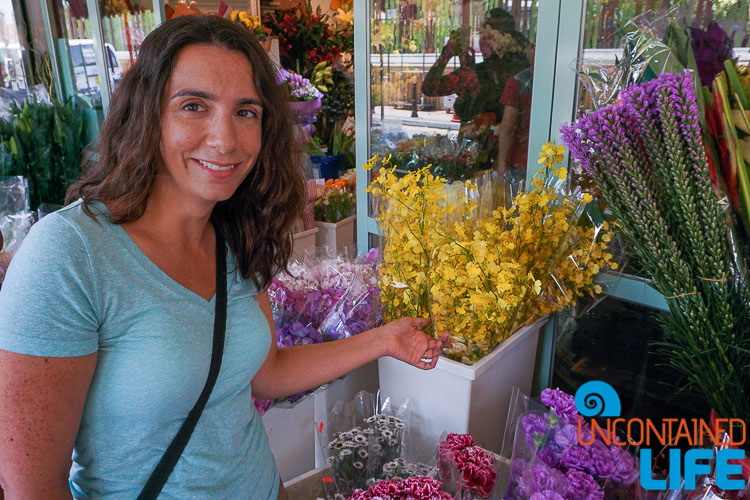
496;42;536;182
422;8;529;124
0;16;448;499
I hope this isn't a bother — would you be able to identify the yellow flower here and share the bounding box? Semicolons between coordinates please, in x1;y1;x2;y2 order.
238;10;248;20
582;193;593;203
241;17;252;27
230;9;240;21
337;7;354;25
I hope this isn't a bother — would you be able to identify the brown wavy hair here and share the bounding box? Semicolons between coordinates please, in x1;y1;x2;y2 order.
66;15;306;290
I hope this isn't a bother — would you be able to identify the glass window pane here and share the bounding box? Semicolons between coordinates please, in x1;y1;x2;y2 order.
368;0;540;218
0;0;29;89
60;0;157;99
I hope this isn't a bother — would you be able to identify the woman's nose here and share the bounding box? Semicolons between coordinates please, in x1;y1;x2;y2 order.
205;112;238;155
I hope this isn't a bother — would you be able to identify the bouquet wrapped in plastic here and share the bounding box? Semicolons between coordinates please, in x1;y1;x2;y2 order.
318;391;420;498
438;433;501;499
0;176;33;286
254;251;381;412
366;144;621;364
504;388;640;500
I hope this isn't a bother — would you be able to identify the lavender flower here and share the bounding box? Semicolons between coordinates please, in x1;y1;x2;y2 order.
540;388;579;421
690;22;734;88
529;491;565;500
610;444;639;484
559;444;591;472
563;469;604;500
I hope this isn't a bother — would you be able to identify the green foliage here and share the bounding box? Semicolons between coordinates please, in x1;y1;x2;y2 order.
314;189;355;223
316;69;354;151
0;98;84;207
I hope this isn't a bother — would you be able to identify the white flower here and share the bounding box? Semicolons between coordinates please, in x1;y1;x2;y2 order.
352;461;364;469
358;448;368;458
340;449;352;457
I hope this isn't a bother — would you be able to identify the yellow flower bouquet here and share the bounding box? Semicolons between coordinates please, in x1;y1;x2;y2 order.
366;143;617;364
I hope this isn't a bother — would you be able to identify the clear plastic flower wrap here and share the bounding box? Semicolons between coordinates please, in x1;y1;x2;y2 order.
576;8;689;110
437;433;503;500
0;176;33;286
318;253;381;341
317;390;414;498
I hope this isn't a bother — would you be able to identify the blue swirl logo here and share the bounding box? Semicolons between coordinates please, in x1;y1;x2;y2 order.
574;381;622;418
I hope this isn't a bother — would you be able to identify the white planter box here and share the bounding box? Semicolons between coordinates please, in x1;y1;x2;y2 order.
261;396;316;482
378;318;548;456
292;227;319;262
314;214;356;256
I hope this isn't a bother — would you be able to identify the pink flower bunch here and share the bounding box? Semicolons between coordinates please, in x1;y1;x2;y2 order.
438;433;497;499
349;475;453;500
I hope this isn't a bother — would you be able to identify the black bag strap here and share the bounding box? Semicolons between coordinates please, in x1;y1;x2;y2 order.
137;231;227;500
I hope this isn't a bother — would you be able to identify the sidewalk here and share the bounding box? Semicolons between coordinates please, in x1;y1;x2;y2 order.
371;105;460;136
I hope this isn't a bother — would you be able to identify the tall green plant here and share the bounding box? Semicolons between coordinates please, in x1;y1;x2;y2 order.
0;98;83;207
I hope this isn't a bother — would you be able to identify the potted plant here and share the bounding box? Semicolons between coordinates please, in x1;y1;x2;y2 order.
366;144;618;453
313;177;355;254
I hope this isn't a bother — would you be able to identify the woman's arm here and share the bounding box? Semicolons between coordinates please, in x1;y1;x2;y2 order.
0;350;97;499
251;291;447;400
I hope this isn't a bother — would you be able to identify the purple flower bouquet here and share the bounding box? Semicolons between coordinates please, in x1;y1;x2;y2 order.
504;389;639;500
252;253;381;412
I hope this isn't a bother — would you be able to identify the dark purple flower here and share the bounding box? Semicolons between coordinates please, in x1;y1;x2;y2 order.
538;443;563;469
560;444;591;472
590;446;618;480
530;491;565;500
541;388;579;421
610;445;639;484
520;462;566;494
522;413;550;449
563;469;604;500
553;421;580;448
690;22;734;89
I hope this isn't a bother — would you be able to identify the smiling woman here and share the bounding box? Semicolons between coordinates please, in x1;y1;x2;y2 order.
0;14;449;500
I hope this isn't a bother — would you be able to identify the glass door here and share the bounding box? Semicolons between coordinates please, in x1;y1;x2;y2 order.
358;0;541;249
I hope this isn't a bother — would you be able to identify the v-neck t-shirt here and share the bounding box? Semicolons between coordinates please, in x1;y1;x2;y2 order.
0;199;280;499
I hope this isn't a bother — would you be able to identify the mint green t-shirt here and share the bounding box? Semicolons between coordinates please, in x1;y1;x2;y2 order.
0;200;280;499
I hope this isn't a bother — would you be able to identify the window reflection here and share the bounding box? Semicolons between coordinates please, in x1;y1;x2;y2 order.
369;0;539;191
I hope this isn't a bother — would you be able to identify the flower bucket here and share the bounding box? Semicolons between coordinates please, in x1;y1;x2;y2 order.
378;317;548;456
261;395;315;481
292;227;318;262
314;214;356;255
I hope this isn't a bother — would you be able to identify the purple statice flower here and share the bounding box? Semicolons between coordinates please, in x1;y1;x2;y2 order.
540;388;579;421
276;320;322;348
690;22;734;89
563;469;604;500
610;444;639;484
560;444;591;472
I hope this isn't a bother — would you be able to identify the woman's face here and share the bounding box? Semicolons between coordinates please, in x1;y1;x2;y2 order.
157;44;263;212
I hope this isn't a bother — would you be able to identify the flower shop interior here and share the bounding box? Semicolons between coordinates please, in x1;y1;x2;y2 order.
1;0;749;498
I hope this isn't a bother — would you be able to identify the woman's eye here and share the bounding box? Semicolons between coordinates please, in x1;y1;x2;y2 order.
182;102;203;112
238;108;260;119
